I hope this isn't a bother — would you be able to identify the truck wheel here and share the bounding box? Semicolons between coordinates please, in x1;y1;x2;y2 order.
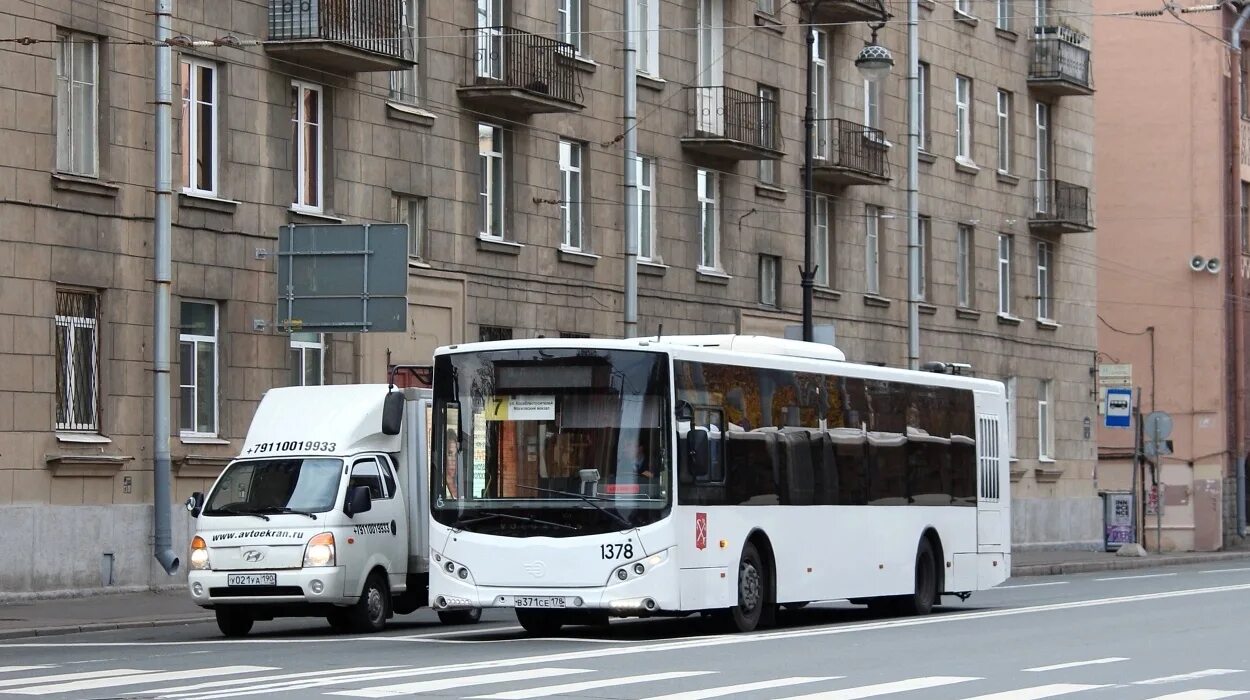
345;572;391;633
515;609;563;636
215;608;253;637
727;542;767;633
437;608;483;625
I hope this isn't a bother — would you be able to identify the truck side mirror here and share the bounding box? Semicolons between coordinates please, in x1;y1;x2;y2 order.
185;492;204;518
685;429;710;478
345;485;373;518
381;391;404;436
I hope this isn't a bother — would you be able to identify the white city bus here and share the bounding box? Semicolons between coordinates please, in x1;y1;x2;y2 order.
427;334;1010;635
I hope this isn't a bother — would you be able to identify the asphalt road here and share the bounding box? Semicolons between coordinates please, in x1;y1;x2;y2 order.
2;562;1249;700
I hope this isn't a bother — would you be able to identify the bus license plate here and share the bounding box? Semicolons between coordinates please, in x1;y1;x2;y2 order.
227;573;276;587
512;596;567;609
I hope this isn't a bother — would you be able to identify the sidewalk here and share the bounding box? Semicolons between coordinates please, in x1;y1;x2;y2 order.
2;548;1250;640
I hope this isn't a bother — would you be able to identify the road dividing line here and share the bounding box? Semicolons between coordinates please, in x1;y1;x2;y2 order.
999;582;1070;590
956;684;1109;699
1024;658;1129;672
1133;670;1244;685
1095;573;1178;581
0;669;51;676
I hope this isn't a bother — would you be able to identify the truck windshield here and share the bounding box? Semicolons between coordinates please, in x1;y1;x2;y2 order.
432;348;671;536
204;458;343;516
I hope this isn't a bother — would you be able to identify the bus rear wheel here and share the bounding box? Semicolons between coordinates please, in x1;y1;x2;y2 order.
896;537;938;616
727;542;767;633
516;609;563;636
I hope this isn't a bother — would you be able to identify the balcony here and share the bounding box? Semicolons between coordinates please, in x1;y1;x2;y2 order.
680;87;784;161
1028;26;1093;97
457;26;583;117
808;119;891;187
265;0;413;73
802;0;889;25
1030;179;1093;233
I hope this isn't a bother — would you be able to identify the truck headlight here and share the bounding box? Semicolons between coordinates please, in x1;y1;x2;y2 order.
190;536;210;571
303;532;336;567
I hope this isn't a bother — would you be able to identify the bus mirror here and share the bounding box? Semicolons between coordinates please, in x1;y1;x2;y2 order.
185;492;204;518
345;485;373;517
381;391;404;435
687;429;710;477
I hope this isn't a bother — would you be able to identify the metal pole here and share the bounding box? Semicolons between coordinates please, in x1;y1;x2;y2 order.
905;0;920;370
1152;418;1162;553
152;0;179;575
1132;387;1141;545
801;5;818;343
622;0;639;338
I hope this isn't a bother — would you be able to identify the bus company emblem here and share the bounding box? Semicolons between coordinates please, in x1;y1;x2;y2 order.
523;561;547;578
695;512;707;550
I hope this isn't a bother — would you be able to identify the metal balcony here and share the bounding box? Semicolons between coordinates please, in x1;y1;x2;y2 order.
457;26;584;116
1028;26;1093;97
265;0;414;73
808;118;891;187
1030;179;1093;233
680;86;784;161
803;0;889;25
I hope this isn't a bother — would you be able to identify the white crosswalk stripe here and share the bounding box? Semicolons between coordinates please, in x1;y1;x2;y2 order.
1136;671;1246;685
1024;658;1130;672
1;666;275;696
121;667;398;696
327;667;593;698
1143;692;1249;700
956;683;1110;700
775;676;983;699
467;671;715;699
0;669;148;690
639;676;844;700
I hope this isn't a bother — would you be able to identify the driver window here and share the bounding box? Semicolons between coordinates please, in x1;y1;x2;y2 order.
349;458;388;499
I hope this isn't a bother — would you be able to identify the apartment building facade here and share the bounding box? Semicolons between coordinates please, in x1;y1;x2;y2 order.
0;0;1099;594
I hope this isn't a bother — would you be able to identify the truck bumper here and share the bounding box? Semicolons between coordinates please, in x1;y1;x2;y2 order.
188;566;350;608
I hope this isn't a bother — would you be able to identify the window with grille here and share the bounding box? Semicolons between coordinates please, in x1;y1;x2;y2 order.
978;415;1001;501
55;289;100;431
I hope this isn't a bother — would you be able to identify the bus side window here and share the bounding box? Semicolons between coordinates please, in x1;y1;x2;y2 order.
693;408;725;482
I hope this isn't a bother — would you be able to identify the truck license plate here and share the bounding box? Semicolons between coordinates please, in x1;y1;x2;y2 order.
227;573;276;587
513;596;567;608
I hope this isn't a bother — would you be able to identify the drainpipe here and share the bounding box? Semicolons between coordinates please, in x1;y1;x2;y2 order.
1229;2;1250;537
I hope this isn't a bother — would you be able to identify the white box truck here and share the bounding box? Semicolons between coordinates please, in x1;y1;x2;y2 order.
185;383;480;637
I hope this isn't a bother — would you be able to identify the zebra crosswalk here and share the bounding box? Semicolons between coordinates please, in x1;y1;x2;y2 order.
0;660;1245;700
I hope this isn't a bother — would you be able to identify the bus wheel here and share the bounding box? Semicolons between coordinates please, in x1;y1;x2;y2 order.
728;542;767;633
897;538;938;616
438;608;483;625
516;609;563;636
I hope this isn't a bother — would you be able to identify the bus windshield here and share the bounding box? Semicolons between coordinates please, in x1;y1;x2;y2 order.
431;348;671;536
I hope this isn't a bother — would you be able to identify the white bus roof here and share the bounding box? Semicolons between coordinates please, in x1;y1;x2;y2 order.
241;384;400;457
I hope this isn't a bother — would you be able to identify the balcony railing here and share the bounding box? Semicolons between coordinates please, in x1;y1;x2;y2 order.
266;0;413;73
805;0;889;25
1028;27;1093;96
680;86;783;161
457;26;583;116
1030;179;1093;233
809;118;891;187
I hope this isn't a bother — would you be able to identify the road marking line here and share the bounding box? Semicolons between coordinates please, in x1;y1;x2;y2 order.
0;670;51;676
1024;658;1129;672
1143;691;1249;699
639;676;844;700
1133;670;1244;685
466;671;715;699
120;666;398;695
1095;573;1178;581
1200;567;1250;574
998;582;1070;589
956;684;1109;699
3;666;274;695
325;667;592;698
0;669;146;689
776;676;981;699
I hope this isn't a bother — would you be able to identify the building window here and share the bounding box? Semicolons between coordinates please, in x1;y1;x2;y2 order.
1035;102;1052;212
1035;0;1050;25
955;75;973;162
758;84;778;184
289;332;324;386
1005;376;1018;458
918;215;932;301
55;31;99;177
757;0;775;13
759;255;780;307
637;0;659;76
917;62;930;152
698;168;720;270
812;30;830;160
1242;52;1249;119
957;224;974;308
1242;182;1249;251
998;233;1013;315
559;140;584;251
1038;378;1054;460
864;78;881;130
955;0;972;15
389;0;422;104
291;81;323;212
55;289;99;432
475;0;504;79
1037;240;1054;321
395;195;427;260
815;195;831;287
865;204;881;295
559;331;590;338
997;0;1013;30
636;156;656;260
479;123;506;240
180;58;217;196
479;325;513;342
558;0;582;54
997;89;1013;174
179;300;218;437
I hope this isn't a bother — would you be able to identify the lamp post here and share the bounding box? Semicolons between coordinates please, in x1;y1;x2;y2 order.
801;3;896;345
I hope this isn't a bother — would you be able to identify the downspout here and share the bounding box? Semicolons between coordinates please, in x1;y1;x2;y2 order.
1229;2;1250;537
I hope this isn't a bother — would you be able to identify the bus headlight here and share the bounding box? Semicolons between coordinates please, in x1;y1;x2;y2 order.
608;548;670;584
303;532;336;567
190;536;210;571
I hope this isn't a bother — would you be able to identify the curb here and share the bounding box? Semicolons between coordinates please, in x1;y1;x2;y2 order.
0;615;215;641
1010;550;1250;577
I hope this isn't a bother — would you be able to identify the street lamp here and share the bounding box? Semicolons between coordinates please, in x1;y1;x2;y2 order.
801;3;894;343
